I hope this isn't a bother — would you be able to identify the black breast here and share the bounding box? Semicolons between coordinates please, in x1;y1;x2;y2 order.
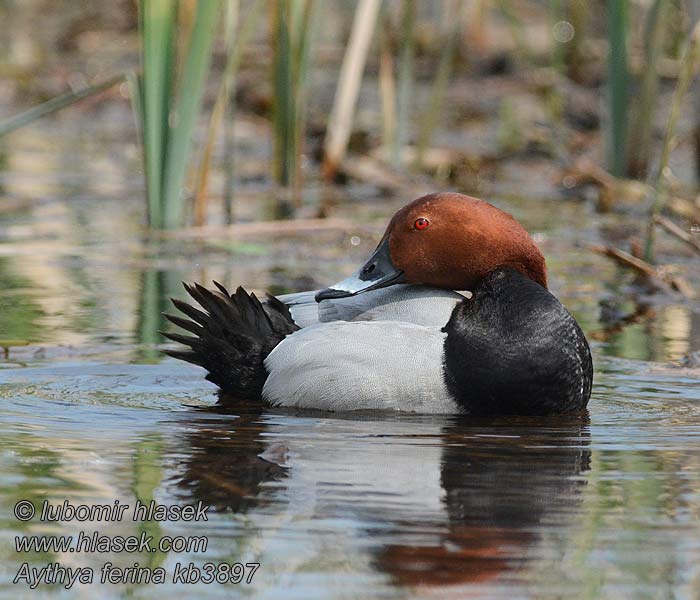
442;268;593;416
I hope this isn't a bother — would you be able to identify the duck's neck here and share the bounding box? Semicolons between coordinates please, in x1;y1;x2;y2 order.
442;268;592;416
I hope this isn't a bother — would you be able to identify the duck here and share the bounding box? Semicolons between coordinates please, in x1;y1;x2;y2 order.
164;192;593;415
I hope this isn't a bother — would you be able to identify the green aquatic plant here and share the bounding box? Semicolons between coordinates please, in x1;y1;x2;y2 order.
0;75;124;138
393;0;416;168
193;0;264;225
133;0;219;229
547;0;566;126
644;20;700;263
0;259;44;344
132;435;168;569
378;9;397;161
626;0;669;178
414;1;463;169
271;0;319;202
607;0;629;177
136;269;182;360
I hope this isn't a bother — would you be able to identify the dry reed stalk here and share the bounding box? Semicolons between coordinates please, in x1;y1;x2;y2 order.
322;0;382;180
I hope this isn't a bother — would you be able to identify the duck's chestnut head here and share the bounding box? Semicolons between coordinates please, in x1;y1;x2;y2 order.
316;192;547;300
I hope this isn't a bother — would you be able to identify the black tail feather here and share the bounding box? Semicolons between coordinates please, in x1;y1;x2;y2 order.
163;281;299;398
163;313;203;336
163;348;205;367
161;331;203;349
171;298;209;326
212;280;229;297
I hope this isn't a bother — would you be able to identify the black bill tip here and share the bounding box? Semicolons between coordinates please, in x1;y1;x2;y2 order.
315;288;353;301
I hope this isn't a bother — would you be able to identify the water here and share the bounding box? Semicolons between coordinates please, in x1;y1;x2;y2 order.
1;356;700;598
1;117;700;598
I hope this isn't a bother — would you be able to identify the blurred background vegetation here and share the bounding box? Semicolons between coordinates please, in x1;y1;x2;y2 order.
1;0;699;234
0;0;699;358
2;7;699;595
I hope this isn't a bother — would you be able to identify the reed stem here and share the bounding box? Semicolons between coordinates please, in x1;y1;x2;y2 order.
606;0;629;177
0;74;125;137
415;0;463;168
193;0;263;225
378;10;396;160
322;0;382;179
644;20;700;263
393;0;415;168
626;0;668;179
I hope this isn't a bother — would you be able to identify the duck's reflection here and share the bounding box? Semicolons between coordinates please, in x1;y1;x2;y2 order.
172;400;590;588
377;415;590;586
173;400;287;513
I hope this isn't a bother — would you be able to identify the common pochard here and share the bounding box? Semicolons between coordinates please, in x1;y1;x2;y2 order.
165;192;593;415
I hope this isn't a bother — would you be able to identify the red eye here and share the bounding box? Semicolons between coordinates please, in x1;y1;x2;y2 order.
414;217;430;231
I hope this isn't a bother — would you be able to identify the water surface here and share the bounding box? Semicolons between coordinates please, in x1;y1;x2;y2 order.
1;115;700;598
1;354;700;599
